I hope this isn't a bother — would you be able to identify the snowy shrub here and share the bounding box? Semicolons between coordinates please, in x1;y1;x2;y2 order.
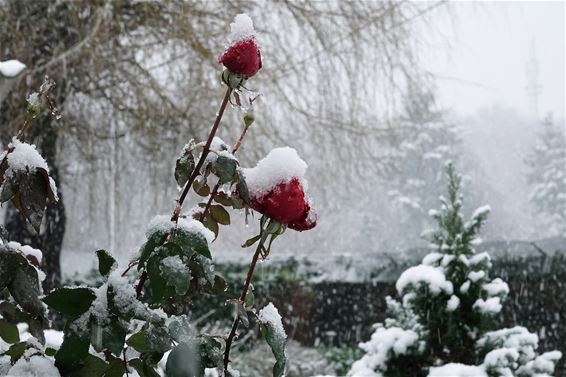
349;163;562;377
0;14;317;377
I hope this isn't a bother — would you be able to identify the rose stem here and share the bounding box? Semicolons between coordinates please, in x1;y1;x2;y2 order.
199;122;251;222
223;225;266;375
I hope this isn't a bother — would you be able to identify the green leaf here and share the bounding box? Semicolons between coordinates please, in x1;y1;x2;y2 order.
17;169;50;233
6;341;27;363
166;342;201;377
236;302;249;328
145;255;167;305
203;215;219;240
190;255;215;285
55;323;91;371
175;150;195;187
210;205;230;225
193;180;210;197
126;325;171;355
127;331;149;353
100;316;128;355
104;356;126;377
246;287;255;307
167;315;193;345
146;323;172;353
210;275;227;295
45;347;57;356
129;358;161;377
260;307;287;377
213;192;232;206
0;250;18;291
160;256;191;296
43;287;96;318
236;171;252;206
0;318;19;343
198;336;222;369
214;155;238;184
8;263;44;318
138;230;167;270
67;355;108;377
0;174;17;203
95;249;116;277
174;228;212;259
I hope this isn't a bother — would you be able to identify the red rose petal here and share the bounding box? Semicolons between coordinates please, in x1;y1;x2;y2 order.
218;39;262;78
250;178;307;225
289;203;317;232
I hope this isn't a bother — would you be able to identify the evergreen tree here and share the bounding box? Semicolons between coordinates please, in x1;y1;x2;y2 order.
349;163;562;377
385;82;460;250
526;115;566;237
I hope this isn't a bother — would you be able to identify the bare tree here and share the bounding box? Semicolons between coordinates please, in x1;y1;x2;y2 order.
0;0;444;286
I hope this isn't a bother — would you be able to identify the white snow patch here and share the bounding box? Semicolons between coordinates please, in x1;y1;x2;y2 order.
242;147;308;197
446;295;460;311
348;326;421;376
396;265;453;296
258;302;286;341
145;215;214;245
422;252;443;266
6;241;43;263
178;217;214;245
468;270;485;282
5;138;49;178
483;347;519;372
469;252;490;266
460;280;471;294
161;256;189;274
473;297;502;315
482;278;509;297
471;205;491;219
44;329;64;350
7;355;61;377
0;59;26;78
227;14;255;45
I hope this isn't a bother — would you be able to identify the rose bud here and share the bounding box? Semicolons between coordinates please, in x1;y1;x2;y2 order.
219;14;262;80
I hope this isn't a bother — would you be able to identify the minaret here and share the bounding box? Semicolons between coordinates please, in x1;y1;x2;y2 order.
525;39;542;119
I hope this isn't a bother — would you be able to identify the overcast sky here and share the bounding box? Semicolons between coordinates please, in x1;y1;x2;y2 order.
423;1;564;119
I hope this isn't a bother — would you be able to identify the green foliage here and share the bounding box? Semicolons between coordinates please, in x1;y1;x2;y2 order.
318;345;364;377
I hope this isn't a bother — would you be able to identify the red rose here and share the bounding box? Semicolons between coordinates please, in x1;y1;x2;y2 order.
250;178;307;225
218;39;262;78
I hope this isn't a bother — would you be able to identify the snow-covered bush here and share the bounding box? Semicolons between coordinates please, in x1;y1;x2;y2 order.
0;14;317;377
348;163;562;377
